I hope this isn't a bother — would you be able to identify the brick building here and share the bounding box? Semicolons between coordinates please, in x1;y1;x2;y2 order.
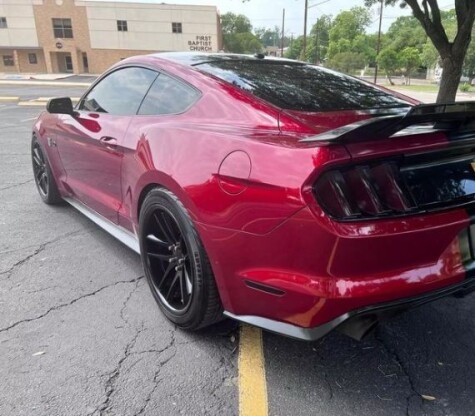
0;0;222;74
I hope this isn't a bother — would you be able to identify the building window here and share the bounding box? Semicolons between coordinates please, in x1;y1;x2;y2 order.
52;18;73;38
82;53;89;71
28;53;37;64
0;17;7;28
172;22;182;33
3;55;14;66
117;20;128;32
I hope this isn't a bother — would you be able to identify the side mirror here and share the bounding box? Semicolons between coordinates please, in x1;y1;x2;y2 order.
46;97;74;115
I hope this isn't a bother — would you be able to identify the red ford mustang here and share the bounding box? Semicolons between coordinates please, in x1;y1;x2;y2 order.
32;52;475;340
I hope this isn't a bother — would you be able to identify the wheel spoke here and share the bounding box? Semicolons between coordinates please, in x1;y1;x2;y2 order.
146;233;169;247
184;268;193;295
154;213;175;244
179;270;186;304
33;155;42;168
161;211;179;242
39;172;47;190
165;270;181;300
33;147;42;163
158;262;174;290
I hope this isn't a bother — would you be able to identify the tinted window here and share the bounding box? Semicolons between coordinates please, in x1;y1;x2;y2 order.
196;60;409;112
138;73;200;115
80;67;157;115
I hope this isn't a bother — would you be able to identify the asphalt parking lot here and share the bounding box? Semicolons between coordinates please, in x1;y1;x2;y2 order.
1;83;475;416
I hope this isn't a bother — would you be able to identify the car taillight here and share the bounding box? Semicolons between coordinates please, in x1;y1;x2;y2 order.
314;161;415;220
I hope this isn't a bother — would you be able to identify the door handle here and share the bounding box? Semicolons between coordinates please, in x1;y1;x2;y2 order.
99;136;118;149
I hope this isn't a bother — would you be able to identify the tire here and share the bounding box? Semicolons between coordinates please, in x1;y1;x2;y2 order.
139;188;223;330
31;135;62;205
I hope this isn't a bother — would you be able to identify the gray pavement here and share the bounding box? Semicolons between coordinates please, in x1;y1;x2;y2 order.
0;102;238;416
1;84;475;416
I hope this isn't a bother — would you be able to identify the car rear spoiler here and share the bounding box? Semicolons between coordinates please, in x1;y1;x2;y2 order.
300;101;475;143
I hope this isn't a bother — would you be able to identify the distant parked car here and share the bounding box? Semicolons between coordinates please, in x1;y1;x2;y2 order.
32;52;475;341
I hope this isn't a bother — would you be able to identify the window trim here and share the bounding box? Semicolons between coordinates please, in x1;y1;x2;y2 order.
52;18;73;39
171;22;182;34
2;55;14;67
0;17;7;29
136;72;202;117
76;64;202;117
117;20;128;32
76;65;159;115
28;53;38;65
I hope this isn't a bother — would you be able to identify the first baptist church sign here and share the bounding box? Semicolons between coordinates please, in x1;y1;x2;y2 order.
188;35;213;52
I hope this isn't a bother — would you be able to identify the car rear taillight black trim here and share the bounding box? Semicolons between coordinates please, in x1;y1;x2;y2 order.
314;151;475;221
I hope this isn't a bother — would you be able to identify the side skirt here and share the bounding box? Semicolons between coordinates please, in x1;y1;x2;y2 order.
63;197;141;254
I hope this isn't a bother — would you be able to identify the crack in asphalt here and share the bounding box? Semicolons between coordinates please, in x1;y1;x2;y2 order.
376;329;422;416
0;178;34;191
0;230;83;278
133;332;177;416
97;324;146;416
119;278;141;326
0;276;144;335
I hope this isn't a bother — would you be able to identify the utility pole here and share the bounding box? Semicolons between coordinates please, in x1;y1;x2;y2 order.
302;0;308;59
374;0;384;84
281;8;285;57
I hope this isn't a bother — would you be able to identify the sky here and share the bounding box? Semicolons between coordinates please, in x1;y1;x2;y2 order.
90;0;456;36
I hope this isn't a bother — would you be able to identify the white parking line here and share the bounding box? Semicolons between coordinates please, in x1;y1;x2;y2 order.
20;117;37;122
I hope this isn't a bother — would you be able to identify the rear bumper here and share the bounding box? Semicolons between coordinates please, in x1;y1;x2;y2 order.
225;276;475;341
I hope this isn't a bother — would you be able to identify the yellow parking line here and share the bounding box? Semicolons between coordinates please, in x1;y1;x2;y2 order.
0;96;19;102
239;325;268;416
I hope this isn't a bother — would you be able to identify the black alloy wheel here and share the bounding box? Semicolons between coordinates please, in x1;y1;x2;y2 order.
31;136;62;204
139;188;222;330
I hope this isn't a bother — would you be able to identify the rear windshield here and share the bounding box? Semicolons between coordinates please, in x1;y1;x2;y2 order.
196;60;410;112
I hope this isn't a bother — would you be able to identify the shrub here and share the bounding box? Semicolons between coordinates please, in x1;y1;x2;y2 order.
459;83;471;92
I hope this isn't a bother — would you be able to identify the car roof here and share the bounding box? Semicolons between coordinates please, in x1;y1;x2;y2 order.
148;52;303;67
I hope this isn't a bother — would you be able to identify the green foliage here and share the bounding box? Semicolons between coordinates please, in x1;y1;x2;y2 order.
386;16;427;52
254;26;286;48
328;52;366;73
221;12;252;35
377;48;401;77
284;36;304;60
224;32;263;54
325;7;374;69
459;83;471;92
220;12;263;53
306;15;332;64
464;40;475;80
400;46;422;83
328;7;371;50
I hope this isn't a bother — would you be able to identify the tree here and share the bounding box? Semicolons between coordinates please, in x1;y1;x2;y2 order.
365;0;475;103
220;12;263;54
221;12;252;35
464;40;475;82
285;36;304;60
377;48;401;84
328;52;366;74
307;15;332;64
327;7;372;59
400;46;422;84
255;26;284;48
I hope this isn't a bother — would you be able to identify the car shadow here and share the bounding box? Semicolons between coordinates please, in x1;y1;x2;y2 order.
263;295;475;416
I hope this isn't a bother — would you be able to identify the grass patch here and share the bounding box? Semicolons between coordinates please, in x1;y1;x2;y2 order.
384;84;441;93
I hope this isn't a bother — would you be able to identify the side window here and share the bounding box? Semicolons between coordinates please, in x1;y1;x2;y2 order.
138;73;200;116
79;67;157;115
